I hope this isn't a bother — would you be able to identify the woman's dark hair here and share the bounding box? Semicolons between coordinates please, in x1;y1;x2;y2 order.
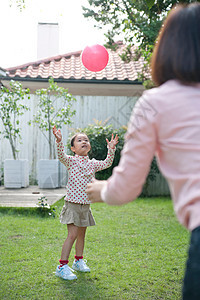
70;132;89;147
151;2;200;86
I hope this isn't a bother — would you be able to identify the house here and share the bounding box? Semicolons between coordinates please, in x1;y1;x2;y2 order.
1;41;145;96
0;41;145;182
0;42;169;195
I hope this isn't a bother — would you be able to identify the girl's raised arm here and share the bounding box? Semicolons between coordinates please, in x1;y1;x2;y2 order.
53;125;62;143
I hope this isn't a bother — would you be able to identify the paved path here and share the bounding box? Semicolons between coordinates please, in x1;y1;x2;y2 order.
0;186;66;207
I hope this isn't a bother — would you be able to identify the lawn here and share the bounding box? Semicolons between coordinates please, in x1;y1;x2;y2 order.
0;197;189;300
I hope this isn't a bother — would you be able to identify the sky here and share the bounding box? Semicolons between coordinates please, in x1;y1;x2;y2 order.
0;0;107;68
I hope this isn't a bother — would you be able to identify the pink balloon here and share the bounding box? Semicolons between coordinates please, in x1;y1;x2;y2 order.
81;44;109;72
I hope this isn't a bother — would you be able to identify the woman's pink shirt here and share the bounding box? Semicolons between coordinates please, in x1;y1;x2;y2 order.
101;80;200;231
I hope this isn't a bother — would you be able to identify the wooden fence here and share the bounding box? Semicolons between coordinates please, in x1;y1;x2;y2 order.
0;93;170;196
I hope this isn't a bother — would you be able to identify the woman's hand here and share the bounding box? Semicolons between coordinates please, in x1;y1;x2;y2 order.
53;125;62;143
86;179;107;203
106;134;119;149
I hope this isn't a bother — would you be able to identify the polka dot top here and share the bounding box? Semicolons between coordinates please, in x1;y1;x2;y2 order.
56;141;116;204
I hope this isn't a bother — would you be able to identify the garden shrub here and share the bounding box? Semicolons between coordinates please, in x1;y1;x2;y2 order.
66;124;160;191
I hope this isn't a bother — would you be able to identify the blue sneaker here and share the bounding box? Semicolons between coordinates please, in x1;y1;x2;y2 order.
72;259;90;272
55;264;77;280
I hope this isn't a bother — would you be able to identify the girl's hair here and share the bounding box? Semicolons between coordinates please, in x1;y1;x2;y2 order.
151;2;200;86
70;132;89;147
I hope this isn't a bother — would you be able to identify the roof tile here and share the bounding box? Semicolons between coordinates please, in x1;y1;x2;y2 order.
5;42;148;82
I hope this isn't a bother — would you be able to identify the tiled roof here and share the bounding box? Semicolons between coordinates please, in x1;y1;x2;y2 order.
0;67;7;77
5;42;148;82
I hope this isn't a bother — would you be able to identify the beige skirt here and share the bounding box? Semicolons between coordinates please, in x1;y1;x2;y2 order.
59;201;96;227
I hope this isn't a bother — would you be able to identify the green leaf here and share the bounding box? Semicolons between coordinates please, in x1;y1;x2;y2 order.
145;0;155;9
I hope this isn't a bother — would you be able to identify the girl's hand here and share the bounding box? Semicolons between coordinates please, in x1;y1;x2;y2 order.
52;125;62;143
86;179;106;203
106;134;119;149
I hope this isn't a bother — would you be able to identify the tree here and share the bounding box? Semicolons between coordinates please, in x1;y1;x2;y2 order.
31;78;76;160
83;0;200;82
0;80;30;159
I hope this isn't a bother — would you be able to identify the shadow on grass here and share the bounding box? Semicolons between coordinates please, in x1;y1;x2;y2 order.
55;272;106;299
0;199;63;218
0;206;57;218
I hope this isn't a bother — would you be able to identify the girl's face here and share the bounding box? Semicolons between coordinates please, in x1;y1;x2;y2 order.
71;134;91;156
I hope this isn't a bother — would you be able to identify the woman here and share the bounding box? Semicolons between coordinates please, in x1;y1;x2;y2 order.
87;3;200;299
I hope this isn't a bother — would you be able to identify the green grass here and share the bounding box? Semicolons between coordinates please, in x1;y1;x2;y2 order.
0;197;189;300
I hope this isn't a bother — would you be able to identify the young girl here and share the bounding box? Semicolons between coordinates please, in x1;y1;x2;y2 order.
53;125;118;280
87;3;200;299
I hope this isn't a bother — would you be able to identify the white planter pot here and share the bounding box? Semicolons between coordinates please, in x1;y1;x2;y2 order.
38;159;60;188
4;159;29;188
